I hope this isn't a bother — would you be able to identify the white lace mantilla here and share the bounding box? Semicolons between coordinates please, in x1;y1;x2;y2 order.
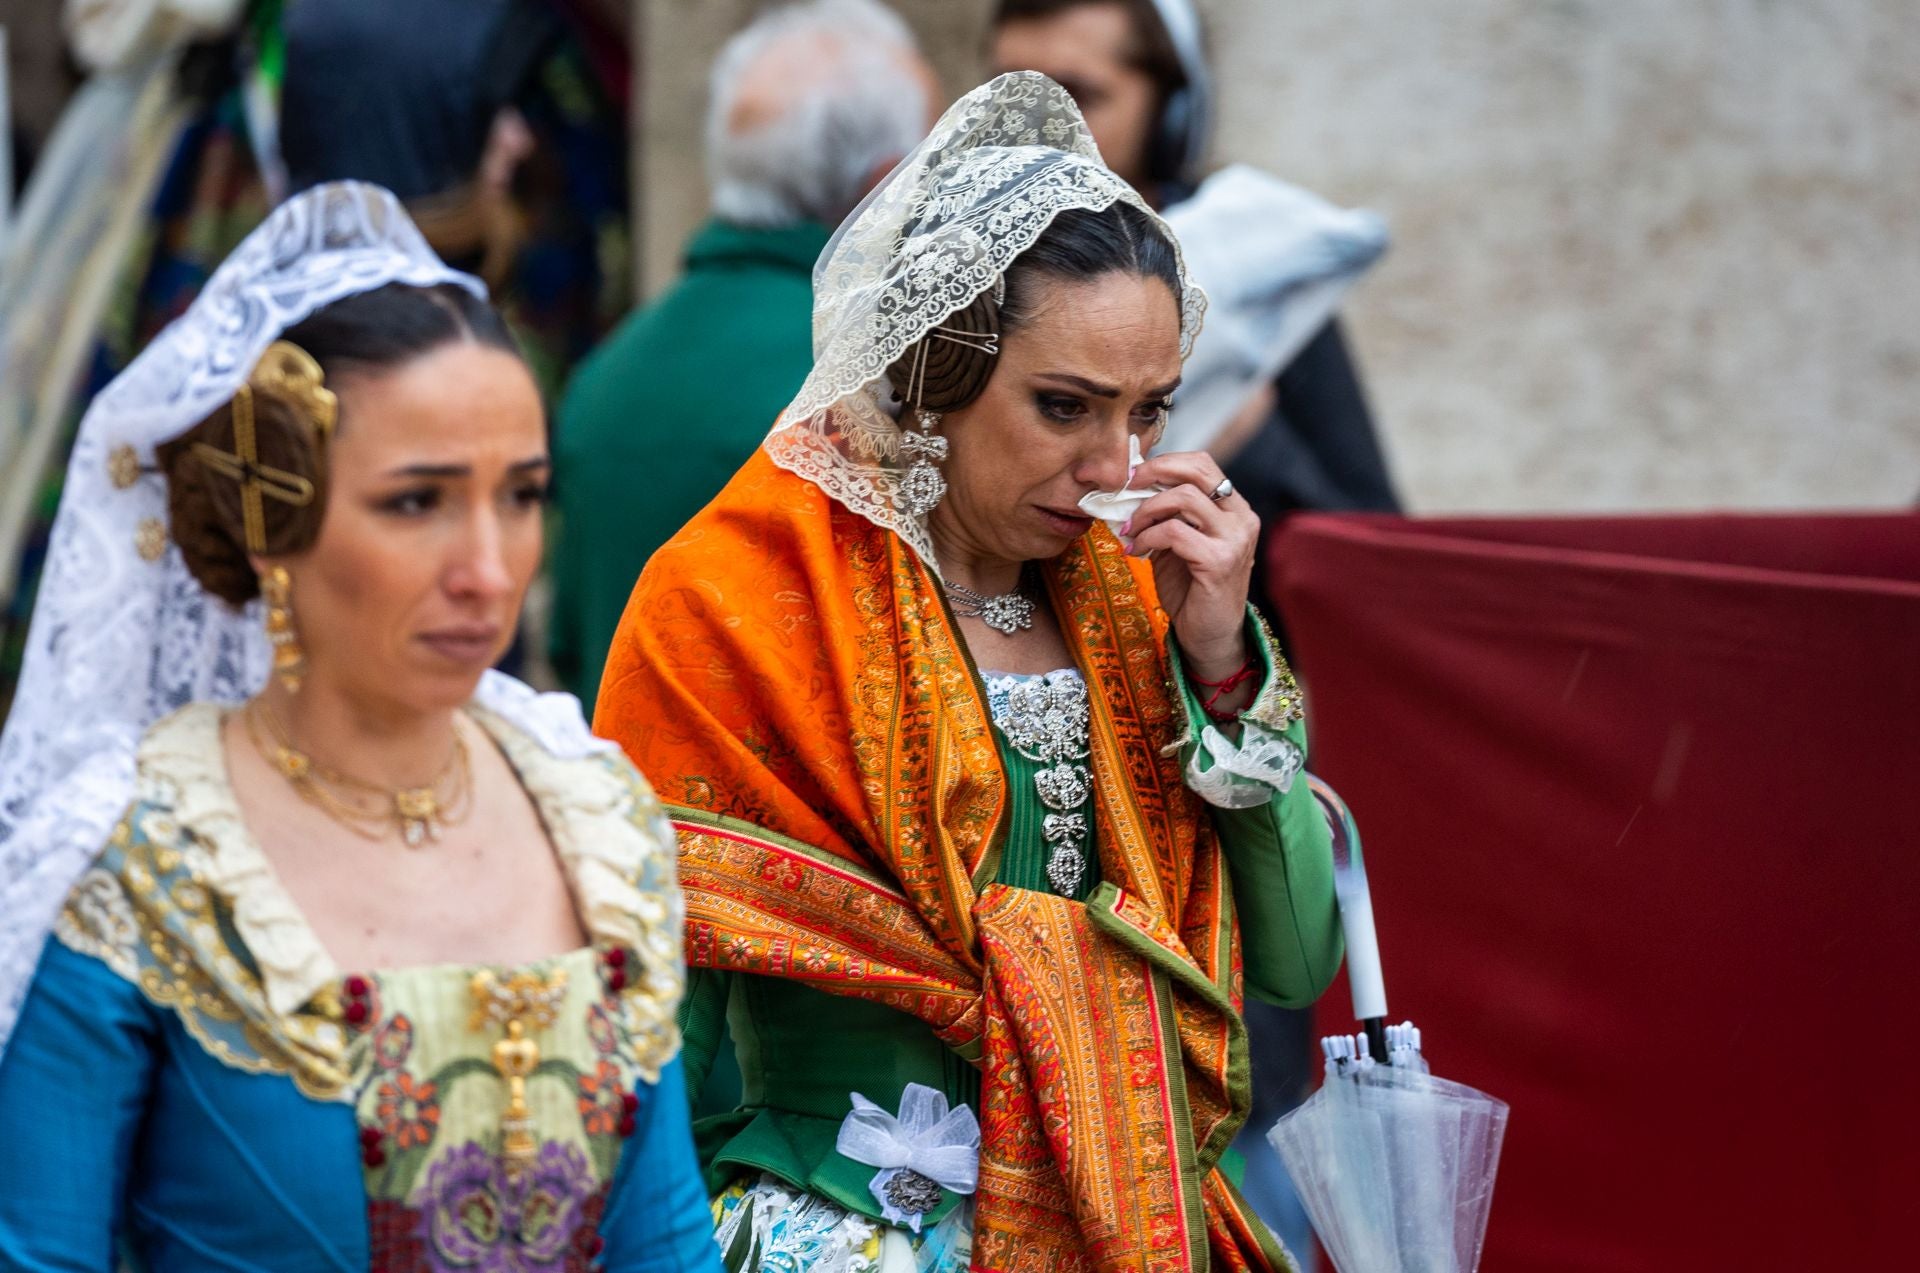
764;72;1207;572
0;183;494;1057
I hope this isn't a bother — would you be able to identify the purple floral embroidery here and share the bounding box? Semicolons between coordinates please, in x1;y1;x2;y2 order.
420;1142;596;1271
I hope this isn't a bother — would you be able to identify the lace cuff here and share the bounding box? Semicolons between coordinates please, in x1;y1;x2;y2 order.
1187;720;1304;809
1168;609;1307;809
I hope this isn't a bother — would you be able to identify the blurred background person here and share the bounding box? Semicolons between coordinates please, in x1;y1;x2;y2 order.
0;0;632;708
991;0;1401;628
546;0;938;708
279;0;635;395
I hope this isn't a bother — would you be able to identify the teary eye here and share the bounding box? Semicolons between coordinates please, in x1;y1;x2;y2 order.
1037;393;1086;423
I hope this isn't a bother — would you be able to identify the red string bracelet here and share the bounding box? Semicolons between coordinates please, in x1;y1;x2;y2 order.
1192;655;1259;723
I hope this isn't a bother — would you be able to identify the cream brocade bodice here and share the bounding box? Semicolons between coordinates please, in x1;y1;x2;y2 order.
52;701;688;1267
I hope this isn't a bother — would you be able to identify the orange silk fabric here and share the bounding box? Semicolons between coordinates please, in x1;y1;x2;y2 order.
596;450;1288;1272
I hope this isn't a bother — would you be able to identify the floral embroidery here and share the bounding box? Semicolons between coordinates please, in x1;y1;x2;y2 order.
584;1002;616;1057
576;1061;624;1138
354;952;643;1270
374;1014;416;1071
377;1072;442;1152
421;1141;599;1272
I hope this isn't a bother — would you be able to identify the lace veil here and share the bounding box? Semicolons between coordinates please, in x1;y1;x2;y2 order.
0;181;608;1055
764;71;1207;569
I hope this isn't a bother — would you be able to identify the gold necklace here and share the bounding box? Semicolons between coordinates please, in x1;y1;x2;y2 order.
246;702;473;847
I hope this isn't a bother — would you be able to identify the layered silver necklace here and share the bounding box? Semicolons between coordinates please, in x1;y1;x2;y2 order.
984;669;1091;896
945;565;1036;635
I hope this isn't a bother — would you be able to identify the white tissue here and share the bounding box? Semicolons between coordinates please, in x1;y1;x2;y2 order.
1077;436;1158;546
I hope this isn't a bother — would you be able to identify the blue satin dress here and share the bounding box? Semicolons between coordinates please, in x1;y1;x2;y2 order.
0;703;721;1273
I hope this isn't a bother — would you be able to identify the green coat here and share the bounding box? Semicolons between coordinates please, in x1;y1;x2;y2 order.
549;218;831;706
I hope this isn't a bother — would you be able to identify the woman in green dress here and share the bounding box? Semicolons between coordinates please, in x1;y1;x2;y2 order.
595;74;1341;1273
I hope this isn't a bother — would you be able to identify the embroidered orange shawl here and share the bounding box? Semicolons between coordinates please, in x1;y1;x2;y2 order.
596;451;1288;1273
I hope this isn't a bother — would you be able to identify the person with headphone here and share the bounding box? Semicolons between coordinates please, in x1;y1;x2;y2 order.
991;0;1403;624
991;7;1396;1268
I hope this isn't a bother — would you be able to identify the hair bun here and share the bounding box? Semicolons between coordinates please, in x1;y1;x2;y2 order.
886;286;1001;414
156;378;330;607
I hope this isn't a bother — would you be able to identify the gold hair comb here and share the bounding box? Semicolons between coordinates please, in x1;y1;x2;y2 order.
189;340;338;554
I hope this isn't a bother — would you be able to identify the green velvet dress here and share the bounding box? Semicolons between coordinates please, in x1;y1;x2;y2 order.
678;617;1342;1239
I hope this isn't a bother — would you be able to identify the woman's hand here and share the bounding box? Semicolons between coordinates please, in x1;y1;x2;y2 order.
1122;451;1257;683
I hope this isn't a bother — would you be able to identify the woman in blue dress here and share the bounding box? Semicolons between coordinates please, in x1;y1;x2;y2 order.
0;182;719;1273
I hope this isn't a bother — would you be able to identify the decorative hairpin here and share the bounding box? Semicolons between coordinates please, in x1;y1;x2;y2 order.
189;341;338;554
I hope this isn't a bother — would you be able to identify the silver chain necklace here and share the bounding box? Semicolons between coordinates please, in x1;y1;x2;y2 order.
945;565;1036;635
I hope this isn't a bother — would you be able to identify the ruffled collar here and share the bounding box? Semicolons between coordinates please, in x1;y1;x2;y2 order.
136;701;664;1018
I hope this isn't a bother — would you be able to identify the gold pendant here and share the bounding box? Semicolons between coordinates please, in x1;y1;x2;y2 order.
469;969;569;1176
395;786;440;848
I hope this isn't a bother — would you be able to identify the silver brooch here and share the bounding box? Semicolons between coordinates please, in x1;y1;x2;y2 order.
988;671;1092;896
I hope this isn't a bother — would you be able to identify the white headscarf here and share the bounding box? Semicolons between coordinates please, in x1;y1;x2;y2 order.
763;71;1207;571
0;181;606;1056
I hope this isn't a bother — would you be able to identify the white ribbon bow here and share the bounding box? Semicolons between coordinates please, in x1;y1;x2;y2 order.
834;1083;981;1232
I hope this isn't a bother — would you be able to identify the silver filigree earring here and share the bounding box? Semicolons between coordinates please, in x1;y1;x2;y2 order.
898;409;949;517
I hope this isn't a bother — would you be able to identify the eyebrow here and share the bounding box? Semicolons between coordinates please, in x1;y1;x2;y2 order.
383;456;551;479
1033;373;1183;400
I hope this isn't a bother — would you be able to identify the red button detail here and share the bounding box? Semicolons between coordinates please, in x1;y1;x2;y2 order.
344;1001;370;1025
603;947;627;969
621;1092;640;1114
617;1114;636;1138
359;1127;383;1147
363;1147;387;1168
606;969;627;993
588;1235;606;1255
344;975;370;998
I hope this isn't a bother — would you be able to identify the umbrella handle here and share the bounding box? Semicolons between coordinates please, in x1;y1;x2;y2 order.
1308;777;1390;1059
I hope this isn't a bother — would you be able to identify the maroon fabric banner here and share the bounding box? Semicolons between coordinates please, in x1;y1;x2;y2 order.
1271;512;1920;1271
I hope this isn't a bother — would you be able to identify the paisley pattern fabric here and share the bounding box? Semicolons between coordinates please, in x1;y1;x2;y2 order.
596;450;1301;1273
50;701;687;1270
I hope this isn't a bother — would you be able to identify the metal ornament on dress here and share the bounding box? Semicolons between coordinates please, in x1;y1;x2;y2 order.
834;1083;981;1234
989;671;1093;896
883;1169;946;1217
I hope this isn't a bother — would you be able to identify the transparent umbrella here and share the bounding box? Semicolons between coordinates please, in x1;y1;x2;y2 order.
1267;780;1510;1273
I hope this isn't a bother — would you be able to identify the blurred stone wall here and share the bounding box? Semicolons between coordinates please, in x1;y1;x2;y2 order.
635;0;1920;512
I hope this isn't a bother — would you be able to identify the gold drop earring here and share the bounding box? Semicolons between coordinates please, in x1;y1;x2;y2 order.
262;566;305;693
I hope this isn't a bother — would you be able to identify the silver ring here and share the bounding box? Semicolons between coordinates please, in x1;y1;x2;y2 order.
1208;477;1234;502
